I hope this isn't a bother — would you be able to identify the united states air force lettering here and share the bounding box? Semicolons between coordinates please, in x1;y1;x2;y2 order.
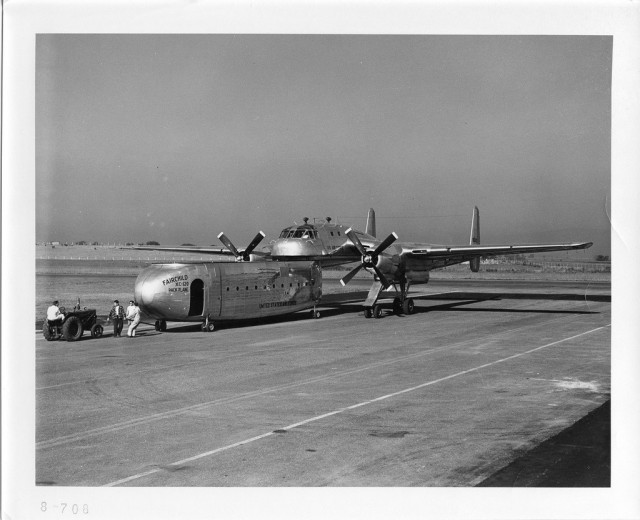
163;274;189;292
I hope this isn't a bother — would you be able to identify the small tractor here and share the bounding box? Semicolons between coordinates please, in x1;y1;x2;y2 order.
42;301;104;341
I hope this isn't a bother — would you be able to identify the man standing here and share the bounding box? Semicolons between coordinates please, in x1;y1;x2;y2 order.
126;301;141;337
126;300;136;324
107;299;125;338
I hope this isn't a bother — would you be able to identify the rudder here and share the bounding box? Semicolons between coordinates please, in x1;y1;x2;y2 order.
469;206;480;272
365;208;376;238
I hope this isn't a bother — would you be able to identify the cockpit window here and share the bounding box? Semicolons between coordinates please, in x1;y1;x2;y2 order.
279;227;316;239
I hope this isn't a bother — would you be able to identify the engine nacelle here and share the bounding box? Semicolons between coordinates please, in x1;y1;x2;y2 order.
376;249;401;281
406;270;430;284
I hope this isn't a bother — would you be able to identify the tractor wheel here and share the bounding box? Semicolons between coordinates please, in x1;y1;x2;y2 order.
62;316;84;341
364;307;373;319
373;304;383;319
42;322;55;341
90;323;104;338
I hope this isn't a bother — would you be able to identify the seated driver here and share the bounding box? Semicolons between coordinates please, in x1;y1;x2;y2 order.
47;300;65;325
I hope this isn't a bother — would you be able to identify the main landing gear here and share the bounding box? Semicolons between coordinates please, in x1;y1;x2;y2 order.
363;279;415;319
201;315;215;332
364;297;415;319
154;319;167;332
310;302;321;319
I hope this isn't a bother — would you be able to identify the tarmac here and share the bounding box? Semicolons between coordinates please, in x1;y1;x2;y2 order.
35;279;611;487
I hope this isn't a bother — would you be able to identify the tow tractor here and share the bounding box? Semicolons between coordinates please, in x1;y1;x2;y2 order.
42;300;104;341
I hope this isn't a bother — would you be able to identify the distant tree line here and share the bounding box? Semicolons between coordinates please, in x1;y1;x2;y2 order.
41;240;163;246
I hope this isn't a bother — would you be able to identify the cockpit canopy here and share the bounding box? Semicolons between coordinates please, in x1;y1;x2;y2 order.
278;226;318;239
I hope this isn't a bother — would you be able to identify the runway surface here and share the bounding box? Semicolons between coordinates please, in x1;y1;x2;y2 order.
36;279;611;487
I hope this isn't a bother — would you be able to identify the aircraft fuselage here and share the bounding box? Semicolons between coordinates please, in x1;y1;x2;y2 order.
134;260;322;325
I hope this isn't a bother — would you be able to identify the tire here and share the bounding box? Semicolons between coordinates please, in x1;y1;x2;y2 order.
42;322;55;341
392;297;402;314
373;304;383;319
155;320;161;331
62;316;84;341
203;322;215;332
402;298;415;315
160;320;167;332
311;310;321;319
364;307;373;319
90;323;103;338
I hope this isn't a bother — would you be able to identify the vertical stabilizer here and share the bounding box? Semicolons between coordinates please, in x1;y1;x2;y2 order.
469;206;480;272
365;208;376;238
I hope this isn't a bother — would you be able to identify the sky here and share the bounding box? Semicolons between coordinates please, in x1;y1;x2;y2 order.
36;35;611;255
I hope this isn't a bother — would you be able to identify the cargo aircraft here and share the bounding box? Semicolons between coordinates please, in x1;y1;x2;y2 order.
132;208;592;331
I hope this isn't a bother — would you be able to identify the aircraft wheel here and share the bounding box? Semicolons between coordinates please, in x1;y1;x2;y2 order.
42;322;56;341
160;320;167;332
364;307;373;319
90;323;104;338
154;320;161;331
203;322;215;332
311;310;321;319
402;298;415;315
62;316;84;341
373;304;383;319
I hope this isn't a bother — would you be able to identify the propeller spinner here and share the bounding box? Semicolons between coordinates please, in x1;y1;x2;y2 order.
340;229;398;288
218;231;266;261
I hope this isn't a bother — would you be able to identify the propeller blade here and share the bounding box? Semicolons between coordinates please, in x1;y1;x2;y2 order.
340;264;363;286
345;228;367;256
243;231;266;258
343;229;398;286
372;265;391;289
217;232;241;257
373;232;399;256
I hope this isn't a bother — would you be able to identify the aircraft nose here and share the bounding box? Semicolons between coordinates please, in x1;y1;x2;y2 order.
271;239;317;257
133;265;175;319
133;263;197;321
135;272;159;309
134;268;162;314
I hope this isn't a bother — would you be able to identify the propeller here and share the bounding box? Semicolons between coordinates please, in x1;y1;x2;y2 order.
217;231;266;261
340;228;398;288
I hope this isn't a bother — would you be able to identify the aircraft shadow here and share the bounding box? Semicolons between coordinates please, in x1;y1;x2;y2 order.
324;297;599;318
415;291;610;303
155;290;605;333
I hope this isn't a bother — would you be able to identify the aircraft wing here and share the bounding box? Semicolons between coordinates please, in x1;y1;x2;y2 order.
125;245;271;258
403;241;593;260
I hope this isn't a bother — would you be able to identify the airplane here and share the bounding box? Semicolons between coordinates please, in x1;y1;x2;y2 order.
131;207;592;330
